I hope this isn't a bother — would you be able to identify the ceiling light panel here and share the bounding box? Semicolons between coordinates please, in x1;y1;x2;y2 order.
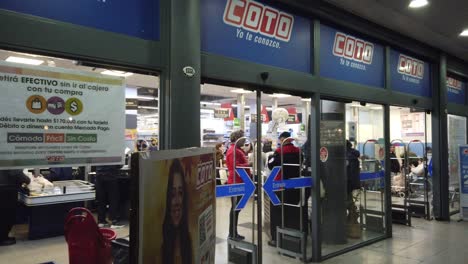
409;0;428;8
6;56;44;65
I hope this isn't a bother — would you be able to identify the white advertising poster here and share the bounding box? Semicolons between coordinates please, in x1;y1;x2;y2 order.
0;61;125;168
401;112;426;138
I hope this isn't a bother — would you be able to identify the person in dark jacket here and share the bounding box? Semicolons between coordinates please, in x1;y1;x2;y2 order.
0;170;30;246
95;165;123;228
267;132;307;246
389;145;401;174
346;140;361;193
48;167;73;182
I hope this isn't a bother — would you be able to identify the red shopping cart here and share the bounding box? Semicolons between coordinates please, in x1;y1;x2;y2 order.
64;207;116;264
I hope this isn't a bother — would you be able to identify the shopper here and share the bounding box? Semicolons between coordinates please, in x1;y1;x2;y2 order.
48;167;73;181
389;145;401;174
226;130;251;240
267;131;304;247
148;138;159;152
215;142;226;185
346;140;361;226
410;158;425;177
95;165;123;228
162;159;193;264
346;140;361;193
0;170;30;246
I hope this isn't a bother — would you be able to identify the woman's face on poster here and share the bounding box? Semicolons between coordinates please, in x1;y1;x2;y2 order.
171;172;184;227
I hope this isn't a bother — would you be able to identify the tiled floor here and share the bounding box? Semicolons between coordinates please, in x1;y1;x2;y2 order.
0;200;467;263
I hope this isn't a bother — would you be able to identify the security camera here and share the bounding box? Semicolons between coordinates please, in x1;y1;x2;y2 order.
260;72;269;81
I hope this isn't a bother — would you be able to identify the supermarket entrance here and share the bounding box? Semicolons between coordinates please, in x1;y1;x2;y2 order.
200;82;314;263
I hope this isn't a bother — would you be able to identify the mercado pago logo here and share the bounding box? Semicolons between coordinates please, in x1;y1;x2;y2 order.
332;32;374;71
447;77;463;95
398;54;424;84
223;0;294;49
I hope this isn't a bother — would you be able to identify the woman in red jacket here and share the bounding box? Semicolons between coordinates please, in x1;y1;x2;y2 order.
226;130;251;240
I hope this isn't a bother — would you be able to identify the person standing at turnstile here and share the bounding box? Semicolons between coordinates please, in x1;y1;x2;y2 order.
267;131;304;247
226;130;251;240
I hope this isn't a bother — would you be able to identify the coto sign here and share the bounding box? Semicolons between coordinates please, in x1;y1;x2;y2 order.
333;32;374;64
398;54;424;79
223;0;294;42
447;77;462;89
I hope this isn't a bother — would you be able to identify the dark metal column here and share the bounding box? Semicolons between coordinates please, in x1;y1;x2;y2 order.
383;104;392;237
256;90;263;263
432;54;450;220
310;92;322;262
384;46;393;237
311;19;322;263
160;0;201;149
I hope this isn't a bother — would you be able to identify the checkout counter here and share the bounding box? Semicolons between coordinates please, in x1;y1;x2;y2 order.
18;165;131;240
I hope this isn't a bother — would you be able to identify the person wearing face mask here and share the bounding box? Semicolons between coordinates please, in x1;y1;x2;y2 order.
226;130;252;240
162;159;193;264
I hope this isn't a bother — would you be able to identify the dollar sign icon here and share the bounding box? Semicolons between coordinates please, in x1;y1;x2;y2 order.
70;101;78;113
65;98;82;116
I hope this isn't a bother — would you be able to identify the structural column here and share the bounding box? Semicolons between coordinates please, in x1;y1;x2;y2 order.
432;54;450;220
160;0;201;149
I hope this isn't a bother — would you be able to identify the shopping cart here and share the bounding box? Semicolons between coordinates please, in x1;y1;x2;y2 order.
64;207;116;264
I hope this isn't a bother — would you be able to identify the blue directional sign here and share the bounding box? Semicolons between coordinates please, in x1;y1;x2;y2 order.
215;168;255;210
263;167;314;206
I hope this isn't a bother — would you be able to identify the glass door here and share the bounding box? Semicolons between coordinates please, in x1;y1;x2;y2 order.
448;115;467;215
321;100;386;257
390;106;432;222
259;91;313;262
200;83;259;263
201;84;314;263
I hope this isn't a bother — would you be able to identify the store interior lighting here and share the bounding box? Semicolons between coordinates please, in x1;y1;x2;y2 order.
6;56;44;65
230;88;253;94
269;93;292;98
138;106;158;110
349;102;364;108
127;95;158;100
101;70;133;77
408;0;428;8
459;29;468;37
200;102;221;106
301;98;311;102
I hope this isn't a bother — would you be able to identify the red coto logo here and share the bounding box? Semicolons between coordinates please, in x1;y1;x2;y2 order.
197;161;214;190
333;32;374;64
223;0;294;42
398;54;424;79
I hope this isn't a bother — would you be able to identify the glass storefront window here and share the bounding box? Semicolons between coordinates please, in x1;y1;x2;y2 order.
0;48;158;252
321;100;386;256
448;115;467;215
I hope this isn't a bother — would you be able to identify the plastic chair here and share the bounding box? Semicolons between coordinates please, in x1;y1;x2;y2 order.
64;207;116;264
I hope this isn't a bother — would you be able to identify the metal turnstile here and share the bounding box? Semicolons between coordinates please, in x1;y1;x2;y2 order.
227;137;257;264
390;139;412;226
406;140;431;220
275;137;308;262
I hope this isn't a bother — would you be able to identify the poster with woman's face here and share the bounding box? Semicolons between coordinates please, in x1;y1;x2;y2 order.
138;149;216;264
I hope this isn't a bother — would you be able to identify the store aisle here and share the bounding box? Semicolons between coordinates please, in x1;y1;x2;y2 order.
0;214;466;263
